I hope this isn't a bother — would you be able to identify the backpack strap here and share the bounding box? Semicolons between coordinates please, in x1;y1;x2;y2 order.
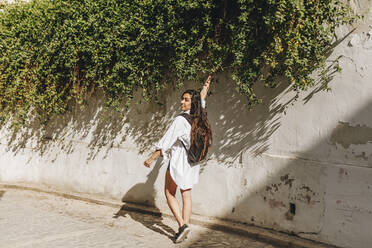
178;113;193;125
178;113;193;152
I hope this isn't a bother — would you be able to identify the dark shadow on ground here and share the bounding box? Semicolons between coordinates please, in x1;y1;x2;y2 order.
186;228;283;248
113;159;175;240
0;190;5;200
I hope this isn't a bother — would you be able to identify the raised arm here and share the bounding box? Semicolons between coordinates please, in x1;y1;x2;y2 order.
200;74;212;101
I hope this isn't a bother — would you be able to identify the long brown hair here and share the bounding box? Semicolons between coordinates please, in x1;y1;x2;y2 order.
182;89;212;158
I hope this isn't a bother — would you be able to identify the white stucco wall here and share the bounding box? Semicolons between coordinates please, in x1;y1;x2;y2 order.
1;1;372;248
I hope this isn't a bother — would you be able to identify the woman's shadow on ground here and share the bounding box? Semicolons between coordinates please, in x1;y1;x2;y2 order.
112;159;176;240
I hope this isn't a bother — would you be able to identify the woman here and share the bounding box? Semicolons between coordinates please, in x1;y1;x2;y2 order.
144;75;212;243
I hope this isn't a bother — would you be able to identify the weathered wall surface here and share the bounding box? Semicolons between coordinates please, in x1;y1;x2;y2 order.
1;1;372;248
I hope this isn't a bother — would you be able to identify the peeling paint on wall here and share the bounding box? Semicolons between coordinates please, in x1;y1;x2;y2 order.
330;121;372;149
295;185;319;205
280;174;295;187
268;199;286;208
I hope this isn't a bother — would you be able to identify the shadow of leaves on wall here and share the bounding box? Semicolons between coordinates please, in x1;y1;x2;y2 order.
0;72;295;168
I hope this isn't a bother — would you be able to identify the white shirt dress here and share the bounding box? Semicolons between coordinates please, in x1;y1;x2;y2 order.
155;100;206;190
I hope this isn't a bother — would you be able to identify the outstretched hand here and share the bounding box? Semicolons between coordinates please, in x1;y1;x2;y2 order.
200;74;212;100
143;150;162;168
144;158;152;168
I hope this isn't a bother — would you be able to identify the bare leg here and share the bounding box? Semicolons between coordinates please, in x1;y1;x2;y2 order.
165;170;184;227
180;188;192;225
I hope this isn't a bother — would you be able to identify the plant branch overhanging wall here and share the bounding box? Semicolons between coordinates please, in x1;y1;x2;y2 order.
0;0;358;125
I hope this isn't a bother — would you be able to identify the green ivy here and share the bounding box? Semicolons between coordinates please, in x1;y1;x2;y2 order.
0;0;358;125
